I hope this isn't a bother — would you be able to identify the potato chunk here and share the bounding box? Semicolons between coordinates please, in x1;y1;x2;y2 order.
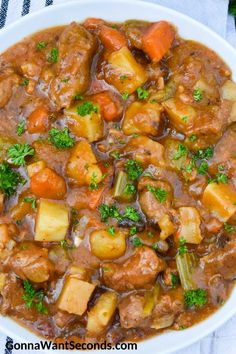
27;160;46;178
106;47;147;94
66;103;103;142
58;276;95;315
202;183;236;221
221;80;236;101
177;207;202;244
35;199;69;241
87;291;118;334
122;101;163;136
66;141;103;186
163;98;196;133
90;229;126;260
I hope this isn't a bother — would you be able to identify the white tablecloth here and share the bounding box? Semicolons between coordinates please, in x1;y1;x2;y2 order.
0;0;235;353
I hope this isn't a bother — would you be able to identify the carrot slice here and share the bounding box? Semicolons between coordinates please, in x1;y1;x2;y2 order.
83;18;105;30
142;21;175;62
92;91;120;121
88;187;105;210
30;167;66;200
99;25;127;52
28;107;49;134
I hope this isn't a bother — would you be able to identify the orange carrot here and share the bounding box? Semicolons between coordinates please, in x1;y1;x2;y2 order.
30;167;66;199
88;187;105;210
28;107;49;134
142;21;175;62
99;25;127;52
92;91;120;121
83;18;104;30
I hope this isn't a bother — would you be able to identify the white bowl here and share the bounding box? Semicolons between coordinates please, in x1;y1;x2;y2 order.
0;1;236;353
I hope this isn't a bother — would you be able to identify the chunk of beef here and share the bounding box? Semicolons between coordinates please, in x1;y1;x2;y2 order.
0;69;19;108
103;246;166;292
6;243;54;283
119;293;150;328
151;294;183;330
50;22;97;109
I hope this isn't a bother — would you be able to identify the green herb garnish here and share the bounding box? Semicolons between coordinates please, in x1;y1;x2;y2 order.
147;185;167;203
36;41;47;50
49;128;75;149
123;206;140;222
0;162;24;196
173;144;188;160
48;47;59;63
184;289;207;308
125;159;143;181
132;236;143;247
193;88;203;102
178;237;187;256
23;197;36;209
22;280;48;314
16;121;25;136
136;87;149;100
8;143;34;166
77;101;98;116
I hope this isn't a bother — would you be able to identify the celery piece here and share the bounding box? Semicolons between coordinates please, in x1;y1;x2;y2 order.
176;252;198;291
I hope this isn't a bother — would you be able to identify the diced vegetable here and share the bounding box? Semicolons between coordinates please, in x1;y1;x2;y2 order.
27;107;49;134
99;25;127;51
151;314;174;330
149;81;176;103
125;136;165;167
90;229;126;260
10;198;33;221
221;80;236;101
176;207;202;244
176;252;198;291
87;291;118;334
30;167;66;200
0;273;6;292
65;102;103;142
35;199;69;241
143;284;160;316
106;47;147;94
142;21;175;62
202;182;236;221
158;214;175;240
57;276;95;315
0;224;10;248
0;135;16;162
113;171;135;202
68;265;88;280
122;101;163;136
163;98;197;133
66;141;103;186
27;160;46;178
83;17;105;30
91;91;120;121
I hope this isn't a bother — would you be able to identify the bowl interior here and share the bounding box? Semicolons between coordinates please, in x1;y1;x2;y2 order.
0;1;236;353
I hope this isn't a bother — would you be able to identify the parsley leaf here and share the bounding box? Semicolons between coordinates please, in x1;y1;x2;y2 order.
178;237;187;256
107;226;116;235
189;134;197;142
0;162;24;196
171;273;180;288
16;121;25;136
123;206;140;222
36;41;47;50
77;101;98;116
197;161;208;175
110;151;121;160
20;78;29;86
132;236;143;247
99;204;122;222
22;280;48;314
121;92;129;100
173;144;188;160
224;222;235;233
8;143;34;166
216;172;228;184
184;289;207;308
181;116;188;123
89;172;99;191
125;159;143;181
49;128;75;149
193;88;203;102
147;185;167;203
193;146;214;160
129;226;137;236
136;87;149;100
48;47;59;63
124;184;136;195
23;197;37;209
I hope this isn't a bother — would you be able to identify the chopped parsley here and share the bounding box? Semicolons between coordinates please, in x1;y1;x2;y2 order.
147;185;167;203
74;94;84;101
193;146;214;160
181;116;188;123
189;134;197;142
89;172;99;191
22;280;48;314
193;88;203;102
136;87;149;100
110;151;121;160
125;159;143;181
184;289;207;308
20;78;29;86
171;273;180;288
148;231;154;238
8;143;34;166
48;47;59;63
36;41;47;50
77;101;98;116
107;226;116;235
0;162;24;196
216;172;228;184
173;144;188;160
224;222;235;233
178;237;187;256
49;128;75;149
16;121;25;136
129;226;137;236
23;197;37;209
185;160;195;173
197;161;208;175
132;236;143;247
60;240;69;250
124;184;136;195
120;75;128;81
99;204;122;222
121;92;129;100
123;206;140;222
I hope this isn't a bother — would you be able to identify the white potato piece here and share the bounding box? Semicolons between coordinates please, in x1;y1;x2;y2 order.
27;160;46;178
177;207;202;244
35;199;69;241
202;183;236;221
90;229;126;260
87;291;118;334
58;276;95;315
221;80;236;101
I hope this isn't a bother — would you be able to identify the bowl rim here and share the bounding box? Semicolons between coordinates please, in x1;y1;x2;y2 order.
0;1;236;353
